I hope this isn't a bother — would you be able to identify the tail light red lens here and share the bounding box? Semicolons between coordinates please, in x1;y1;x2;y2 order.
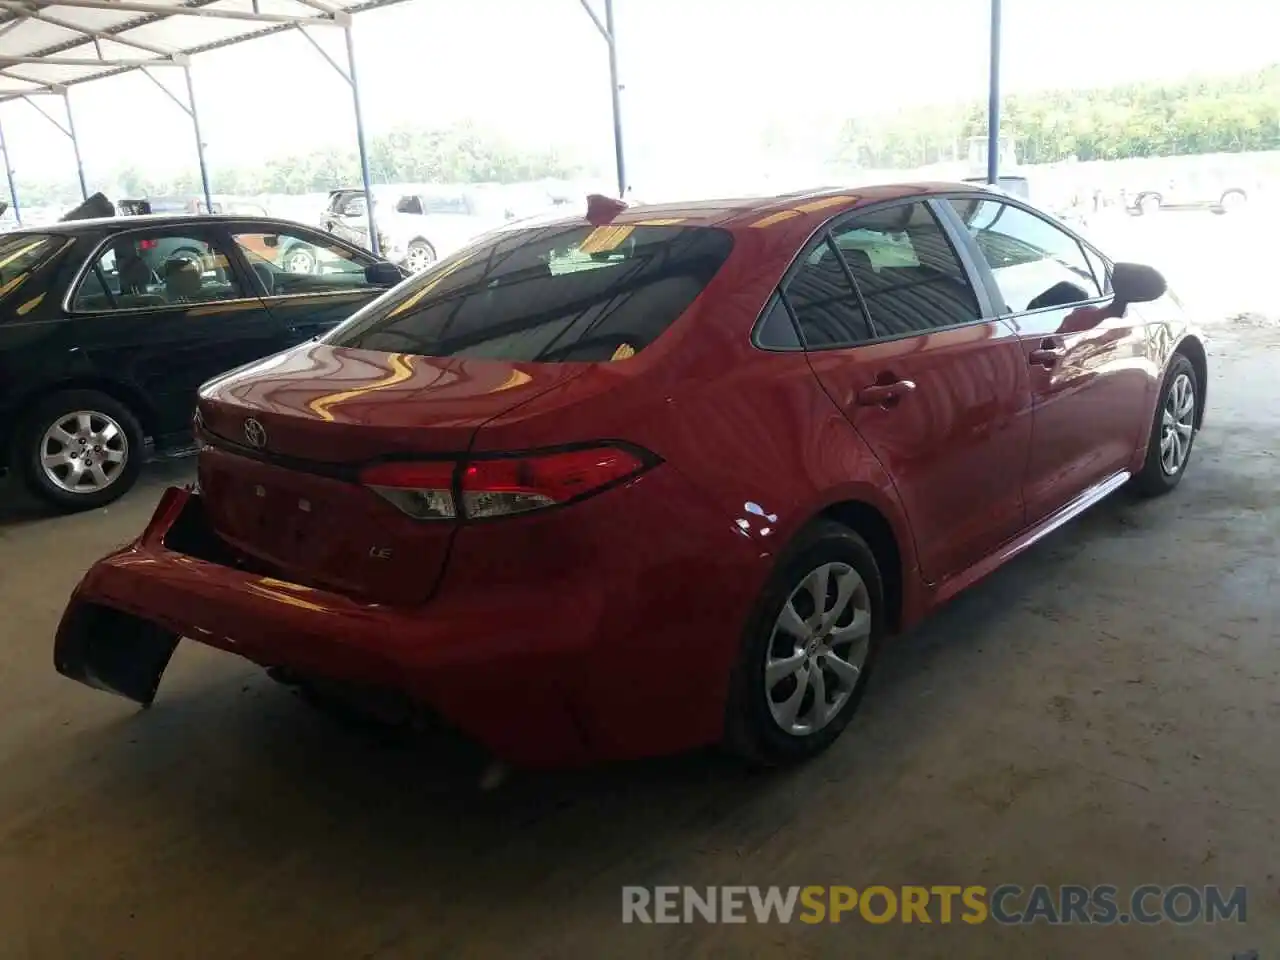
359;445;653;521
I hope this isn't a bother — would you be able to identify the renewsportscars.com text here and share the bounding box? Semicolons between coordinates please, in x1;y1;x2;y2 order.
621;884;1247;925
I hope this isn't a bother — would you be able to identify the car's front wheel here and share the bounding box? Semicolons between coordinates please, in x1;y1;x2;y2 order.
14;389;144;511
1133;353;1199;497
725;521;883;766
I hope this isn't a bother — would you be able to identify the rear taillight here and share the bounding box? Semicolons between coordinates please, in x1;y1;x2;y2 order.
360;460;457;520
359;445;653;521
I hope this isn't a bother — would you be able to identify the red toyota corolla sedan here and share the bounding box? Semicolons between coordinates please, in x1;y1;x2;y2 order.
55;184;1206;768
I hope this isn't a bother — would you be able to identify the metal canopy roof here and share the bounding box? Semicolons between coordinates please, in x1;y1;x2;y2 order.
0;0;627;258
0;0;403;102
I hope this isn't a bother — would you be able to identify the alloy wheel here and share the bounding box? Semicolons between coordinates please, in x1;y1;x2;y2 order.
1160;372;1195;476
286;249;316;274
765;561;872;736
40;410;129;495
405;244;435;273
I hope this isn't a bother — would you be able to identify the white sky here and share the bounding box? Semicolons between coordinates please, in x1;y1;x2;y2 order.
2;0;1276;193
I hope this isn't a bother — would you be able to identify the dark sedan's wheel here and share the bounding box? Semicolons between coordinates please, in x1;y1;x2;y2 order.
725;521;883;766
15;389;143;512
1133;354;1199;498
404;240;436;273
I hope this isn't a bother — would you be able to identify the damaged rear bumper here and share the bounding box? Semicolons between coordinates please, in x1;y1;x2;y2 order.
54;487;604;767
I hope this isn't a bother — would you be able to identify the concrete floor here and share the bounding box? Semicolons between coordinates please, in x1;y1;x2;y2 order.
0;324;1276;960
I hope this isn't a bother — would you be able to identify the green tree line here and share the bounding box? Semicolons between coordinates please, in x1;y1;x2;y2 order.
13;121;585;210
833;63;1280;169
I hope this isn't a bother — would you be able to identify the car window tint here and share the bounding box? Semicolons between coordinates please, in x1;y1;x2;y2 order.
947;198;1101;313
832;202;981;338
396;195;425;215
232;229;375;296
327;223;733;362
755;293;801;349
784;236;870;347
72;234;242;312
0;233;65;302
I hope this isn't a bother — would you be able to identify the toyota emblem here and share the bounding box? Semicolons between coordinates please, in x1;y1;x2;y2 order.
243;418;268;449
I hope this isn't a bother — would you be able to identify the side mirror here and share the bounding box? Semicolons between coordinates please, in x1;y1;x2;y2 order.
1111;262;1166;305
365;260;404;286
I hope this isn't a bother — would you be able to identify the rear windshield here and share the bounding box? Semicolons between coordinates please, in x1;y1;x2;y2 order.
326;222;734;362
0;233;64;299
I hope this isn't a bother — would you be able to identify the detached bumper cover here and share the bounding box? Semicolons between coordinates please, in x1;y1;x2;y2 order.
54;487;605;766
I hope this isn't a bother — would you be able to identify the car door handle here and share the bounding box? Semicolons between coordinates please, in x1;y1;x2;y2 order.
856;380;917;407
1029;339;1066;367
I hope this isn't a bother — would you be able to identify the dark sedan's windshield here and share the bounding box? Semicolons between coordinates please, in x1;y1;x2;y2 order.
0;233;65;298
325;222;734;363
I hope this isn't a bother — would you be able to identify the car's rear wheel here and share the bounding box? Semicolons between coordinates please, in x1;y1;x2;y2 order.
405;239;436;273
724;521;883;766
14;389;143;511
1133;354;1199;497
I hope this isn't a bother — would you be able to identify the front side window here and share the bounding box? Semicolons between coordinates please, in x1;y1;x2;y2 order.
327;223;734;362
948;198;1101;313
232;229;375;296
833;201;982;338
72;233;242;311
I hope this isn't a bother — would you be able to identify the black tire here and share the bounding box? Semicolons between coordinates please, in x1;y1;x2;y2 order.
13;389;144;512
1132;353;1199;498
724;520;884;766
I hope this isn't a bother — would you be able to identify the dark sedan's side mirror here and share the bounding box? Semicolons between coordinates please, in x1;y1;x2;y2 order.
365;260;405;287
1111;262;1166;305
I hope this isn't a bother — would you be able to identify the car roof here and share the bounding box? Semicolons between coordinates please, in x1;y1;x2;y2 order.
7;213;321;235
486;181;987;240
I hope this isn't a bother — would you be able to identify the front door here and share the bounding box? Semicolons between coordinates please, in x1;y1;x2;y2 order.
943;197;1151;523
68;226;282;439
226;224;393;346
786;199;1033;584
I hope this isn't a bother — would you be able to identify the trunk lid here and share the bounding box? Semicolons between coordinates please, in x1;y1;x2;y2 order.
195;343;587;604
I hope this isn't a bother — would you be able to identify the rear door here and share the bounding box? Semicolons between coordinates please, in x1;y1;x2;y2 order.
786;198;1033;584
942;196;1150;523
67;224;283;437
226;223;394;346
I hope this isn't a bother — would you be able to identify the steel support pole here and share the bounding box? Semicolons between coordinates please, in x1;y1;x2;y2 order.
986;0;1002;185
0;114;18;224
343;24;378;255
63;90;88;199
184;66;213;212
604;0;626;197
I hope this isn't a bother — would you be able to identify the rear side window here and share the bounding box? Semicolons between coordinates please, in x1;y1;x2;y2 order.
783;237;870;347
0;233;65;304
328;223;734;362
833;202;981;338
